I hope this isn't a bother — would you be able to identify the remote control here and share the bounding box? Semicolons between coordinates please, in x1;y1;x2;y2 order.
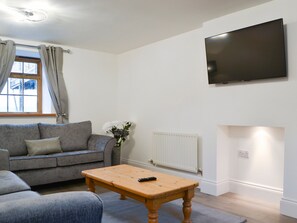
138;177;157;182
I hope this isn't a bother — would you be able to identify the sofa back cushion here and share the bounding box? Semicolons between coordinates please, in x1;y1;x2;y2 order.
0;124;40;156
25;137;62;156
38;121;92;152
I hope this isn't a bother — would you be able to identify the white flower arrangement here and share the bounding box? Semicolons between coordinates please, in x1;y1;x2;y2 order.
103;121;133;147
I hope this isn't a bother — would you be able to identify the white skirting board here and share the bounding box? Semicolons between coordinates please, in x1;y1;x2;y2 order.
122;158;297;219
123;158;282;202
280;198;297;218
200;179;229;196
229;179;283;204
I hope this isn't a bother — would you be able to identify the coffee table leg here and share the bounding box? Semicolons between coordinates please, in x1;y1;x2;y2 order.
145;200;160;223
85;177;95;192
120;194;126;200
182;188;195;223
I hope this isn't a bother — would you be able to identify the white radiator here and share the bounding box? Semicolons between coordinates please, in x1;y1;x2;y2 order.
152;131;199;173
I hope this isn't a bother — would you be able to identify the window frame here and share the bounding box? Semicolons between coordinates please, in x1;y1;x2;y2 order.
0;56;54;116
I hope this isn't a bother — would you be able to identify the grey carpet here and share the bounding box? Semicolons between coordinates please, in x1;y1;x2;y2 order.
100;192;247;223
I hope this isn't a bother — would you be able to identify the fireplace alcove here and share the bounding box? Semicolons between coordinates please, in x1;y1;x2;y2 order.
217;125;284;204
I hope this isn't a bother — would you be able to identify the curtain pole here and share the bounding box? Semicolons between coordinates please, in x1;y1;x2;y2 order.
0;42;70;54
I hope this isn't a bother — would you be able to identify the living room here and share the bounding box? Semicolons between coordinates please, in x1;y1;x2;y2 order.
1;0;297;222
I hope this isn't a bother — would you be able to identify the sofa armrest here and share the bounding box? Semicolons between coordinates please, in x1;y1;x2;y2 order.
0;149;9;171
0;191;103;223
88;134;116;166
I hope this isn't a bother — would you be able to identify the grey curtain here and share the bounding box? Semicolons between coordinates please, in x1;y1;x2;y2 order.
0;39;16;93
39;45;69;123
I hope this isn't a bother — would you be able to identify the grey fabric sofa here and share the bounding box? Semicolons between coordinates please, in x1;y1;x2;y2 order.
0;121;116;186
0;170;103;223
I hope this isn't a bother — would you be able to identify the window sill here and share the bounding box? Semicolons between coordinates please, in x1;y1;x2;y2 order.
0;113;56;117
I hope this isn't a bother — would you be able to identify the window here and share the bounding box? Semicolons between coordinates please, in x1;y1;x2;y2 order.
0;57;42;114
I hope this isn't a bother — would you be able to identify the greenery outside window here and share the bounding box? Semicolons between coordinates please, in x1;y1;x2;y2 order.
0;56;43;114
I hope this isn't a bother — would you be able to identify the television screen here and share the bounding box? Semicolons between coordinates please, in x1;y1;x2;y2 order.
205;19;287;84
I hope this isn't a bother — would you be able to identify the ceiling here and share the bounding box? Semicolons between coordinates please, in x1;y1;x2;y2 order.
0;0;272;54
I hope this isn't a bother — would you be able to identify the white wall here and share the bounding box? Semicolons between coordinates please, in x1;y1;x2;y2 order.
117;28;204;164
63;46;118;133
0;37;117;133
117;0;297;218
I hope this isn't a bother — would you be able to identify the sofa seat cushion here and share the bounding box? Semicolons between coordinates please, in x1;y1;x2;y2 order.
10;155;57;171
38;121;92;152
0;171;31;195
0;123;40;156
0;191;39;204
54;150;103;167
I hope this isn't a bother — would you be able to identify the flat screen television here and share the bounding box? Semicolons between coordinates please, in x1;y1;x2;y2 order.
205;19;287;84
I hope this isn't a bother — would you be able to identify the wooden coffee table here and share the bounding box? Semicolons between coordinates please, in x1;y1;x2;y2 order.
82;164;199;223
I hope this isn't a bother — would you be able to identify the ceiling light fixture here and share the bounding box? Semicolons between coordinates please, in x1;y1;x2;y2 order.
17;8;48;22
